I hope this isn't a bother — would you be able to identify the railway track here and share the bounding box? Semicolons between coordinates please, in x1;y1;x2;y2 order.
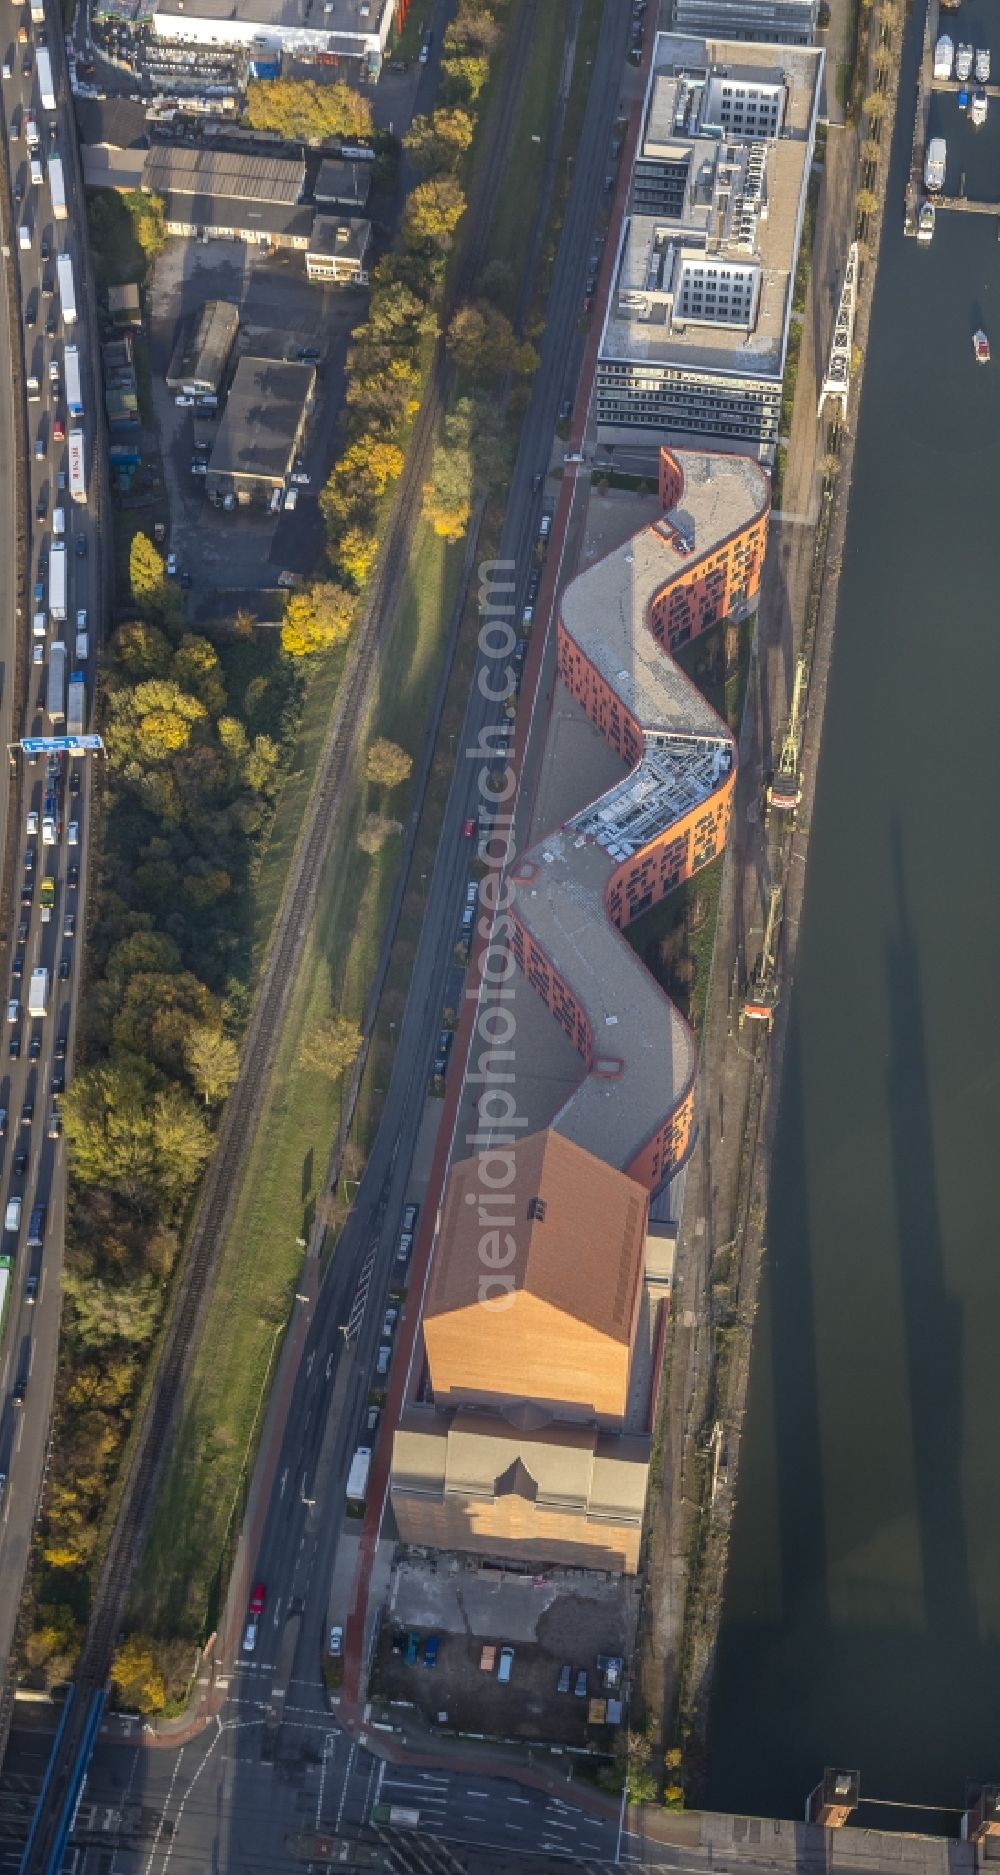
76;0;541;1686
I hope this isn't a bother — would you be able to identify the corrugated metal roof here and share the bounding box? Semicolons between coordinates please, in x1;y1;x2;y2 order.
144;143;306;203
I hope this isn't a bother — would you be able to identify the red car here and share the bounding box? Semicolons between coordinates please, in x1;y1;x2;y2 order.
463;817;476;839
248;1582;266;1617
52;416;65;442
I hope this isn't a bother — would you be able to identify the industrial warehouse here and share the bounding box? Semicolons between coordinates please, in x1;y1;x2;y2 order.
390;444;771;1574
596;33;824;458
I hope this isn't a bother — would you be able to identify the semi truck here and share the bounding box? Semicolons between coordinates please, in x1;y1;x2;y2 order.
56;252;75;326
67;671;85;737
68;428;85;503
346;1446;371;1503
48;152;66;220
64;342;82;416
36;46;55;112
48;541;66;620
46;639;66;722
29;0;44;22
28;967;48;1017
0;1256;11;1339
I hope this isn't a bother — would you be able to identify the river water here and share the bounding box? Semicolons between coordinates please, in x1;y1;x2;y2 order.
705;1;1000;1821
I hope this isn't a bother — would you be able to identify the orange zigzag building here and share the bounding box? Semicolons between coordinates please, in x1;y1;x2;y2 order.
391;447;770;1574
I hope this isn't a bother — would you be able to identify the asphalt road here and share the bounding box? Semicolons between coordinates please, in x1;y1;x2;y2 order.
19;0;640;1867
0;1;102;1677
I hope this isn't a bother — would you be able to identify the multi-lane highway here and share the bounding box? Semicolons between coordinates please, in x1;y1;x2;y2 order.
0;0;101;1679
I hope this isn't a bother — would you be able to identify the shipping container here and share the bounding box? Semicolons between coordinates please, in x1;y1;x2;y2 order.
46;639;65;721
64;342;82;417
67;427;85;503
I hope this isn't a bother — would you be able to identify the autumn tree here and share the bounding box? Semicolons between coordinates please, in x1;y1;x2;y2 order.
404;107;475;174
185;1022;240;1105
441;53;490;103
365;737;413;790
357;813;401;855
423;398;474;541
298;1012;363;1081
337;524;380;589
111;1635;166;1715
404;177;467;250
281;583;356;657
129;531;168;608
245;77;372;144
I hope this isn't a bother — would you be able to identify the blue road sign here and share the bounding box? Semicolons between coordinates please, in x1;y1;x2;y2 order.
20;735;103;754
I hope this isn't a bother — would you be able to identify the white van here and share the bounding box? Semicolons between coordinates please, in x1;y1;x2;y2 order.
497;1645;514;1684
52;506;65;536
18;223;30;250
376;1343;391;1377
4;1196;21;1233
32;610;46;639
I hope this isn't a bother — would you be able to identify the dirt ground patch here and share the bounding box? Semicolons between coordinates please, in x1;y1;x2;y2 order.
375;1560;634;1745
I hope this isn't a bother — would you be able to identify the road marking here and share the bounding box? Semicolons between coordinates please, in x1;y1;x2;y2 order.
466;1789;490;1798
545;1819;577;1832
508;1795;529;1805
325;1353;333;1379
306;1351;315;1376
279;1467;288;1498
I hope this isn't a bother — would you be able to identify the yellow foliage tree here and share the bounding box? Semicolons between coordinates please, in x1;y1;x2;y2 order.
404;177;467;250
281;583;356;657
245;77;372;143
338;525;380;589
111;1635;167;1714
298;1011;363;1081
365;737;413;790
405;107;476;173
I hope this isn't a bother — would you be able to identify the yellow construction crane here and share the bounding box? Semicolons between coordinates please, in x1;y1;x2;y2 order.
741;884;783;1031
766;655;807;820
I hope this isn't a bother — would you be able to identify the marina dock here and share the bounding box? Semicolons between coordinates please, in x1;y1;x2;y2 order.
904;0;1000;233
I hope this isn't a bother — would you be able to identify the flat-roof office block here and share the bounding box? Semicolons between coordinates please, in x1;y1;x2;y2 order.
671;0;819;46
596;33;823;460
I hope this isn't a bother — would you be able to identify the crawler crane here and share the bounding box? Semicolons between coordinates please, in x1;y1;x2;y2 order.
741;884;783;1031
766;656;807;820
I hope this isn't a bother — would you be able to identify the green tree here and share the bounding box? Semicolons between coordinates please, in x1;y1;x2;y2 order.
124;189;166;262
112;618;173;678
245;77;372;143
365;737;413;790
404;177;467;250
185;1022;240;1105
173;634;226;713
405;107;475;174
297;1012;362;1081
423;398;474;541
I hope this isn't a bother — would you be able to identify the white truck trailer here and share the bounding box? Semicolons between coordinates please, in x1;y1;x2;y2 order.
48;543;66;622
56;252;75;326
28;968;49;1017
46;640;66;722
64;341;82;416
36;46;55;112
67;672;85;738
68;428;85;504
48;153;66;220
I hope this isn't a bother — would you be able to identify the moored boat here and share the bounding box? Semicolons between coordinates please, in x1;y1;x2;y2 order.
956;41;974;79
934;34;955;79
974;328;991;365
917;201;936;243
970;85;988;126
975;45;990;81
924;136;947;191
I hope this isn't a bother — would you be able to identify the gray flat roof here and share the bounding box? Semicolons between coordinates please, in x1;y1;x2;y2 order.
307;214;370;262
208;355;314;482
167;298;238;388
600;31;822;383
145;142;305;202
314;156;371;209
163;190;314;238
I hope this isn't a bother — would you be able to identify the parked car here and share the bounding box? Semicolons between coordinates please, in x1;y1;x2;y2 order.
424;1635;439;1669
557;1663;572;1694
574;1668;588;1698
328;1625;343;1657
248;1582;266;1617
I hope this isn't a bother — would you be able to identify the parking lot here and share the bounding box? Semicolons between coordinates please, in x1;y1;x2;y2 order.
373;1555;636;1744
147;236;366;592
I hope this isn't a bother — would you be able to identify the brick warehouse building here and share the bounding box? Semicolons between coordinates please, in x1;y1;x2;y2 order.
391;445;770;1573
